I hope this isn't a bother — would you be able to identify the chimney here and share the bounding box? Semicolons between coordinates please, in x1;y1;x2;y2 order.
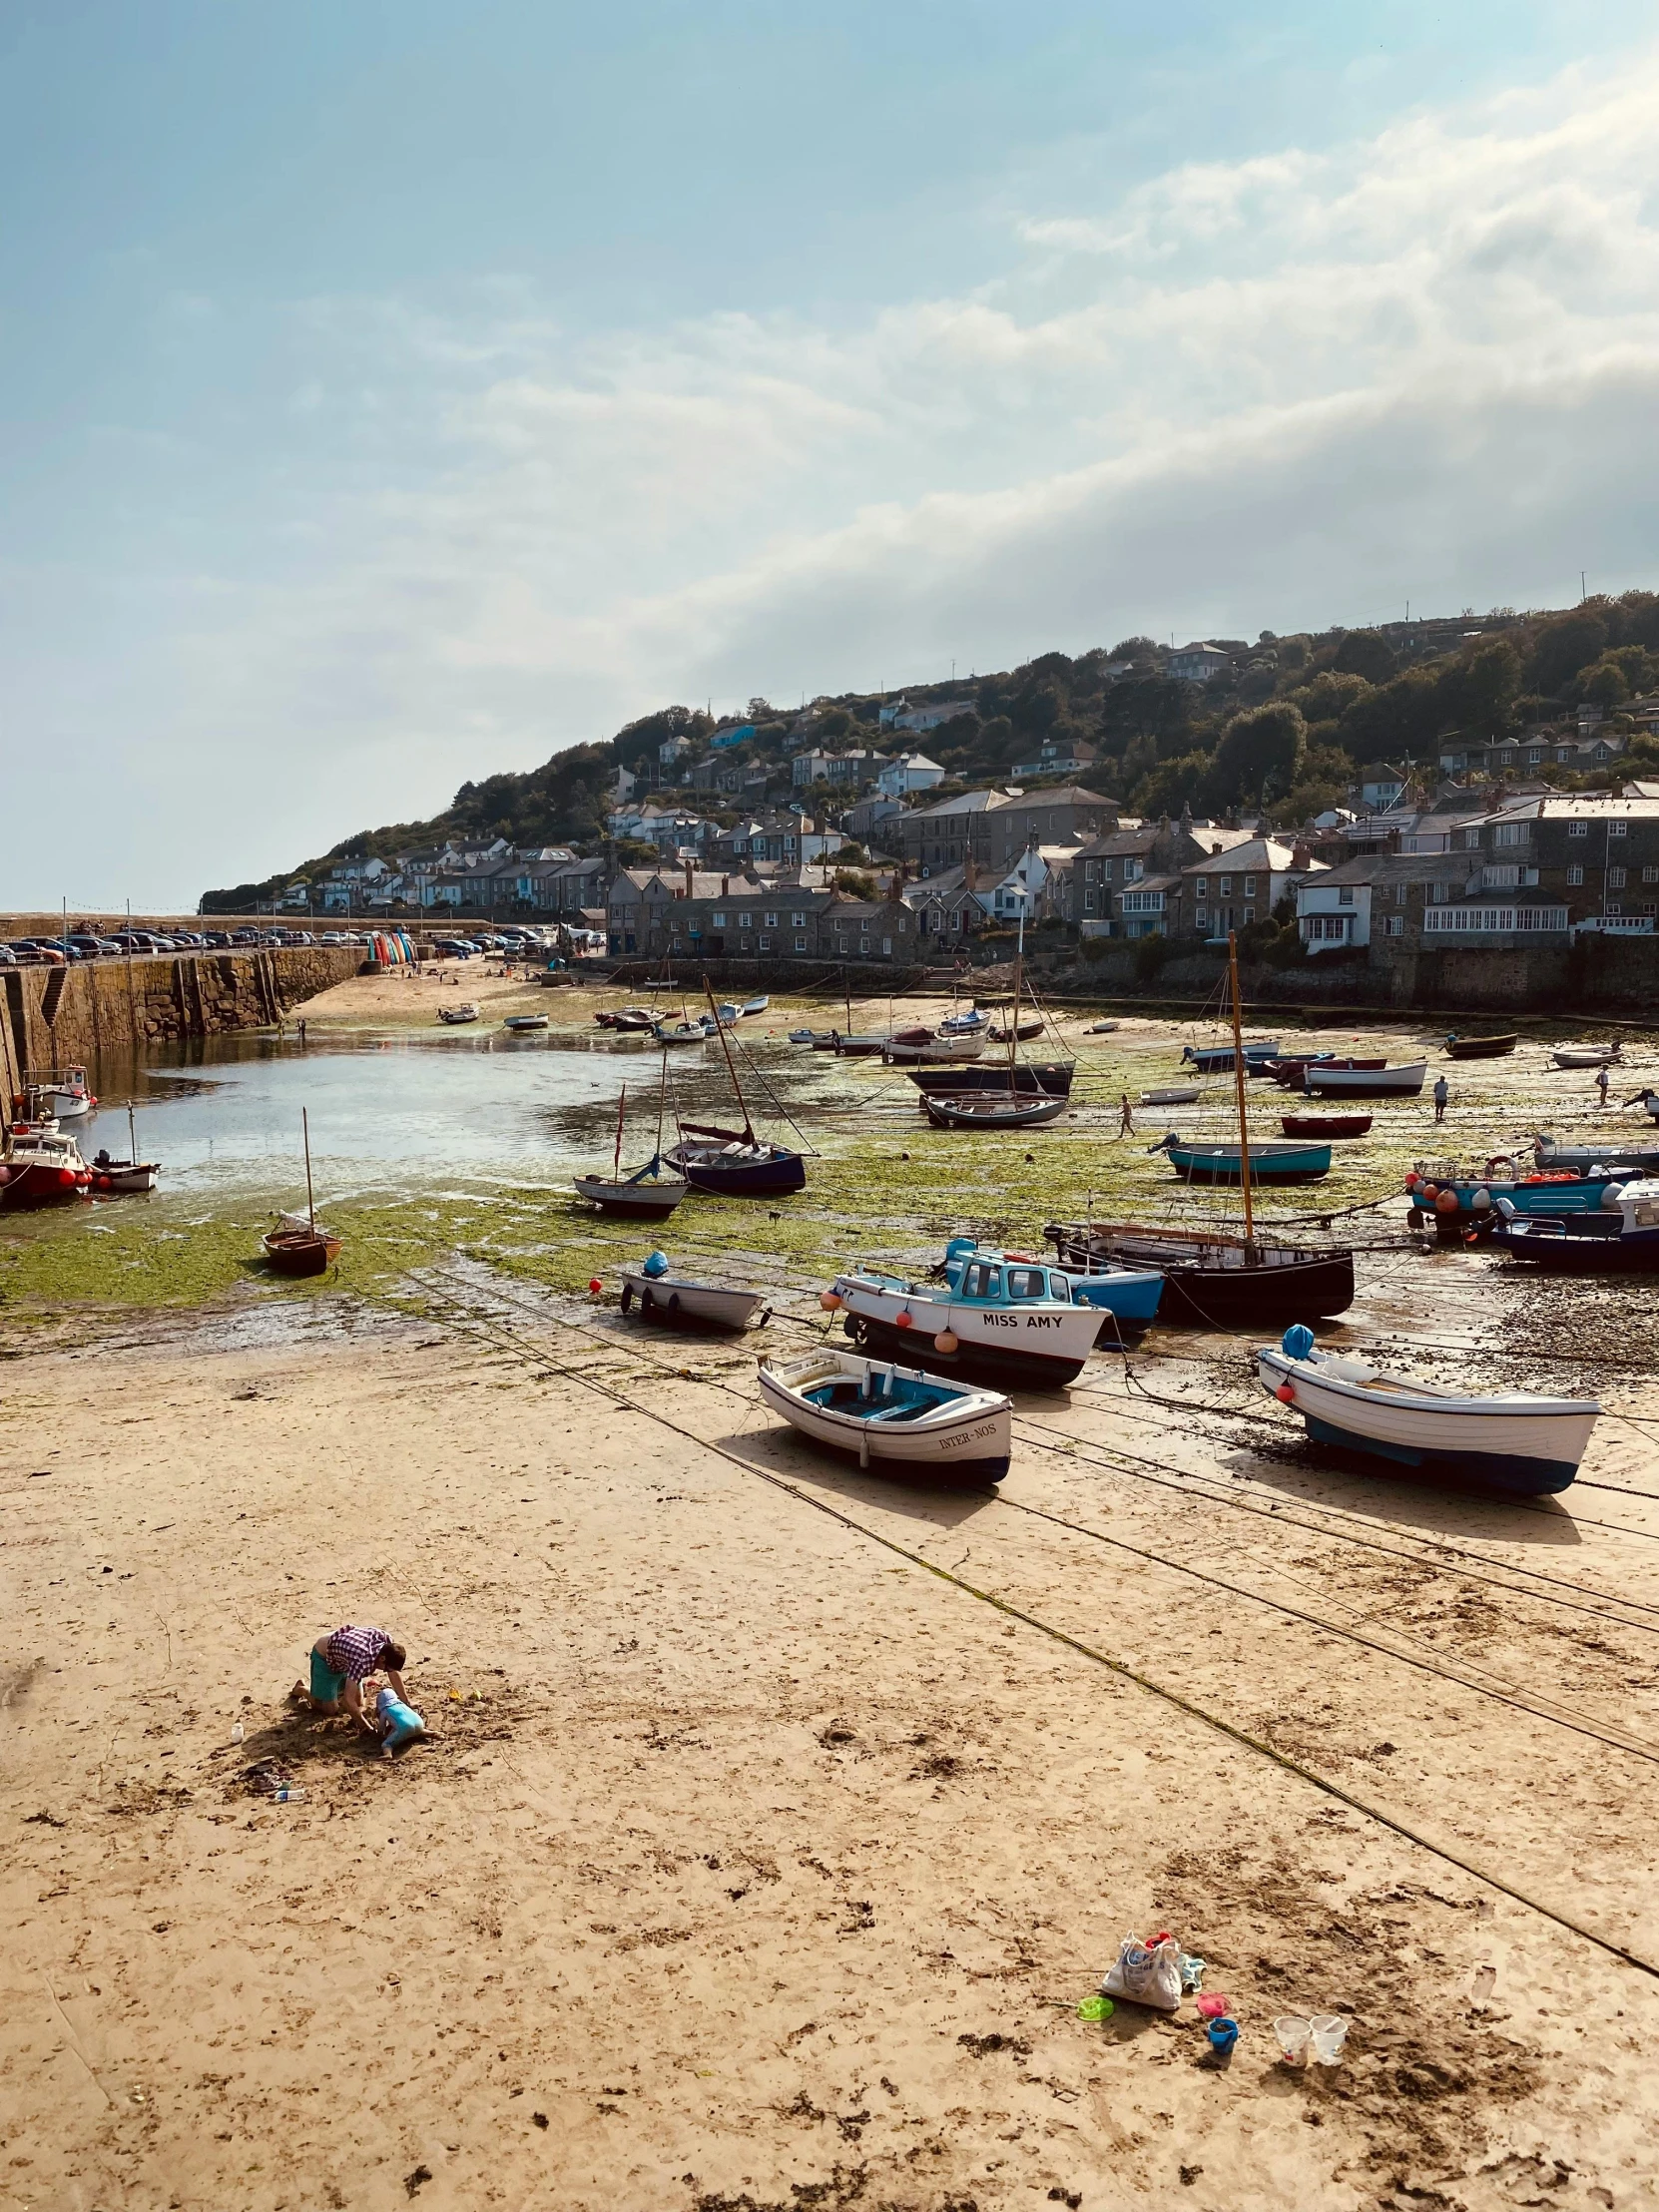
721;874;729;896
1291;838;1311;870
683;856;693;899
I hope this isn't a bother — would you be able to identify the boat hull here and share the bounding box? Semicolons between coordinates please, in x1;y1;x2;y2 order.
0;1165;91;1211
884;1037;986;1064
841;1308;1094;1387
1045;1224;1355;1325
904;1062;1075;1099
1534;1137;1659;1173
1282;1115;1371;1139
1303;1063;1426;1098
1552;1047;1621;1068
1061;1270;1166;1326
618;1269;765;1331
664;1142;807;1197
1181;1042;1279;1073
758;1352;1011;1483
571;1175;687;1218
1165;1141;1331;1185
923;1093;1067;1129
262;1231;340;1277
90;1162;160;1196
1444;1036;1517;1060
1258;1350;1595;1495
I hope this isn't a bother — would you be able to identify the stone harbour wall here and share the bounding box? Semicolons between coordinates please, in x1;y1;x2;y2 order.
0;947;360;1090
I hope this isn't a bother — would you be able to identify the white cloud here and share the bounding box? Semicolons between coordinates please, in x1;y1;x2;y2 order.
11;47;1659;903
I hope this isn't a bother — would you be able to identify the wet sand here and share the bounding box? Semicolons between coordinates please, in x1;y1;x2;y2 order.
5;1267;1659;2211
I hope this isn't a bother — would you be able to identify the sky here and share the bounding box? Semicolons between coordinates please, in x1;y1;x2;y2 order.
4;1;1659;909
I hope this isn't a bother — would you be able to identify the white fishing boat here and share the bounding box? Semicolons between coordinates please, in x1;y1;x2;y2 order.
37;1065;95;1120
437;1003;480;1024
1302;1060;1426;1098
1140;1085;1201;1107
654;1021;706;1046
1258;1325;1599;1496
1552;1044;1622;1069
1088;1020;1120;1034
503;1012;548;1032
830;1248;1107;1387
618;1256;769;1331
758;1348;1012;1482
740;994;770;1017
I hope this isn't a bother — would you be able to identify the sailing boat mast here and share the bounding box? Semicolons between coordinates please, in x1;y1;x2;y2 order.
703;977;756;1141
1226;932;1256;1254
302;1106;316;1233
1008;909;1025;1075
613;1085;627;1180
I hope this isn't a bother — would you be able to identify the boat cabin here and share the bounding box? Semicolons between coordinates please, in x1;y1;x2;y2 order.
941;1242;1072;1304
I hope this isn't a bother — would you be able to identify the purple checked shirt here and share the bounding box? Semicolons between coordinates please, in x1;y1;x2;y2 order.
324;1625;393;1681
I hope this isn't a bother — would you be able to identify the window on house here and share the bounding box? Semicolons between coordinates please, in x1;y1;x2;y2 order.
858;938;870;954
1645;866;1659;883
764;910;778;926
1395;881;1408;904
1610;822;1628;836
1464;829;1482;846
1494;824;1525;846
1338;887;1354;906
712;911;727;926
758;935;772;950
1220;875;1233;894
1568;822;1587;837
1607;902;1624;916
1385;915;1402;936
881;936;892;955
794;935;808;951
1567;864;1584;885
1243;876;1257;895
1609;867;1627;888
792;911;807;925
1242;905;1256;923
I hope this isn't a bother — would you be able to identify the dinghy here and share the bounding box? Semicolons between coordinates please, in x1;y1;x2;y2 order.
87;1106;161;1196
1303;1060;1426;1098
922;1090;1067;1130
1181;1039;1279;1074
1259;1324;1599;1495
883;1032;987;1064
1140;1085;1201;1107
1087;1020;1119;1034
503;1012;548;1032
437;1003;480;1024
576;1069;690;1218
740;995;770;1017
759;1349;1012;1482
1271;1056;1382;1089
1158;1135;1331;1185
830;1242;1109;1387
1281;1114;1371;1139
654;1021;706;1046
1443;1032;1517;1060
618;1254;768;1331
1552;1044;1622;1068
261;1111;338;1276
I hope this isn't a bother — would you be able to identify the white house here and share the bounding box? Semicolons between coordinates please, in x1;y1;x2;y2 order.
1177;836;1323;940
877;753;946;798
1166;643;1232;684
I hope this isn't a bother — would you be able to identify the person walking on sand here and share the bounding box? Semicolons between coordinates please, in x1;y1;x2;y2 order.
1433;1073;1449;1124
292;1624;408;1739
1119;1092;1135;1136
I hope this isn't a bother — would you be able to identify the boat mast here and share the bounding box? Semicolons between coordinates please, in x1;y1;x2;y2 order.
654;1051;667;1163
614;1085;627;1179
1226;932;1256;1253
704;976;756;1142
128;1100;138;1166
302;1106;315;1233
1009;910;1024;1075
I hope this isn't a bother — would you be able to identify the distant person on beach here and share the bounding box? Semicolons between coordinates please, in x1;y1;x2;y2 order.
1119;1092;1135;1135
292;1625;408;1739
1597;1065;1611;1107
1433;1073;1449;1123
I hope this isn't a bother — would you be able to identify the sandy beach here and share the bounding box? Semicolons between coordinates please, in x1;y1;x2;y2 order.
5;1248;1659;2210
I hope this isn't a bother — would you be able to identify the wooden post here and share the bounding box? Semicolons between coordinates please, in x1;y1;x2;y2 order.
1227;932;1256;1252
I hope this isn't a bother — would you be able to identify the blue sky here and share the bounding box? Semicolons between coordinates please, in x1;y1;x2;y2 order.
4;1;1658;906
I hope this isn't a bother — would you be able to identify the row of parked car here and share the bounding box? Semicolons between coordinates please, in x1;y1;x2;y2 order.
430;929;558;959
0;923;563;968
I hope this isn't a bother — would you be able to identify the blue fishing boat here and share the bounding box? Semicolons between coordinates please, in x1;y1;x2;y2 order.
1488;1179;1659;1271
1181;1039;1280;1074
1052;1263;1165;1327
1158;1136;1331;1186
1406;1161;1629;1227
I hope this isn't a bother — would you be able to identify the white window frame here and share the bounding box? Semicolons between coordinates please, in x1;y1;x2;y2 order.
1567;864;1584;885
1609;867;1627;889
1610;821;1628;837
794;935;808;951
1568;822;1588;837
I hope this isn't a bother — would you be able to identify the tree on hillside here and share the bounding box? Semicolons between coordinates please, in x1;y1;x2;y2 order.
1209;703;1306;809
1441;639;1522;737
1127;749;1214;821
1332;630;1397;685
1099;674;1194;751
1529;611;1609;698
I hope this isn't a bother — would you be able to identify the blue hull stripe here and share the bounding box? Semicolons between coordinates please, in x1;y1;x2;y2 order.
1303;1415;1578;1495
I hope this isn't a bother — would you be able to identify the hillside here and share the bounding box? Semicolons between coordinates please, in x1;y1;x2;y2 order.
202;595;1659;908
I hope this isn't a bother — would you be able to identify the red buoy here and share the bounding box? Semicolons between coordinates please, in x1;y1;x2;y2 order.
1275;1382;1296;1403
894;1311;913;1329
58;1166;75;1188
588;1277;603;1294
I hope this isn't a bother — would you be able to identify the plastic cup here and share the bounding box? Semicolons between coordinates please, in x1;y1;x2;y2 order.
1273;2015;1312;2062
1309;2014;1350;2065
1205;2016;1238;2055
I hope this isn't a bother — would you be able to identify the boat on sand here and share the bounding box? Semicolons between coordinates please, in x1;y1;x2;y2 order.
759;1348;1011;1483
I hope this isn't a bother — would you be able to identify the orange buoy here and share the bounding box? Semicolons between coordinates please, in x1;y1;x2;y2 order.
819;1290;841;1311
1276;1382;1296;1402
894;1311;913;1330
934;1331;959;1355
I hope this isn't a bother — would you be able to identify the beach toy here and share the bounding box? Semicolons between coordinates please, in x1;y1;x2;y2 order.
377;1689;426;1753
1273;2015;1312;2062
1195;1993;1231;2019
1309;2014;1350;2065
1205;2015;1238;2055
1076;1994;1114;2021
